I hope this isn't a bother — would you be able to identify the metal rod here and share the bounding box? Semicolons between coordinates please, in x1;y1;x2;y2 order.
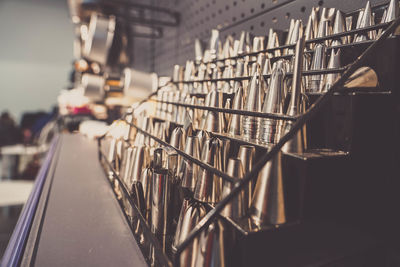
175;15;400;257
171;67;346;84
149;99;298;121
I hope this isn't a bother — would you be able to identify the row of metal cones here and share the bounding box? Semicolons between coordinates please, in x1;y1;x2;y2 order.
102;1;391;265
102;33;306;267
167;0;395;95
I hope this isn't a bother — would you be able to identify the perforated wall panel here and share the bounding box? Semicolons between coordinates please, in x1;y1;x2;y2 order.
132;0;386;76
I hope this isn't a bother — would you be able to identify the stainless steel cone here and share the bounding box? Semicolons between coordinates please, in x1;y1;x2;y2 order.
323;49;341;92
195;38;203;63
305;7;319;44
286;19;295;46
286;20;303;55
224;98;232;126
227;83;244;136
107;138;117;170
355;2;373;42
238;31;251;56
173;198;190;252
385;0;399;23
267;28;280;57
194;221;226;267
283;36;306;154
252;36;264;53
344;66;378;88
238;145;256;208
250;151;286;226
154;147;178;179
204;89;225;133
309;43;327;92
196;130;210;157
174;201;206;267
242;65;264;140
131;181;146;216
222;158;246;219
332;10;347;46
173;64;184;83
151;167;172;238
140;167;152;222
128;145;150;189
259;60;286;144
220;138;231;174
232;39;240;58
221;37;231;60
200;91;212;130
121;146;134;184
170;126;186;173
194;137;222;204
179;136;201;194
209;29;220;60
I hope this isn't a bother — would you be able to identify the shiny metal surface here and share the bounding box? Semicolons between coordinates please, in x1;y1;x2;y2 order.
204;90;225;133
140;167;153;221
259;60;286;144
83;13;115;65
227;83;244;136
242;65;264;140
222;158;245;220
174;201;206;267
250;151;286;226
194;221;225;267
151;167;171;237
81;73;105;101
194;138;222;204
309;43;327;92
283;36;306;154
344;66;378;88
179;136;201;193
323;49;342;92
238;145;256;208
128;145;150;189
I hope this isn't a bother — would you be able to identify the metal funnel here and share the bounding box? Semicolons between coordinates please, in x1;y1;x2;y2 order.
242;65;264;140
140;167;153;222
194;220;226;267
204;89;225;133
323;48;341;92
309;43;327;92
194;137;222;204
238;145;256;208
179;136;201;195
174;201;206;267
250;151;286;226
344;66;378;88
222;158;246;219
227;83;244;136
128;145;150;189
259;60;286;144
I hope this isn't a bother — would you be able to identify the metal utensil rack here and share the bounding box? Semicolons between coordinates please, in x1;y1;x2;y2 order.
98;2;400;266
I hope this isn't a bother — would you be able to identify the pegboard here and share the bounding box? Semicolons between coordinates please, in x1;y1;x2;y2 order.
131;0;387;76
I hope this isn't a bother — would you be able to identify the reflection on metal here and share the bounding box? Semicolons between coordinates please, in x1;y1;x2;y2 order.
83;13;115;65
344;66;378;88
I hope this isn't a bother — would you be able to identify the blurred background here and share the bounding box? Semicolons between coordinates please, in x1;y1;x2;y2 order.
0;0;72;258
